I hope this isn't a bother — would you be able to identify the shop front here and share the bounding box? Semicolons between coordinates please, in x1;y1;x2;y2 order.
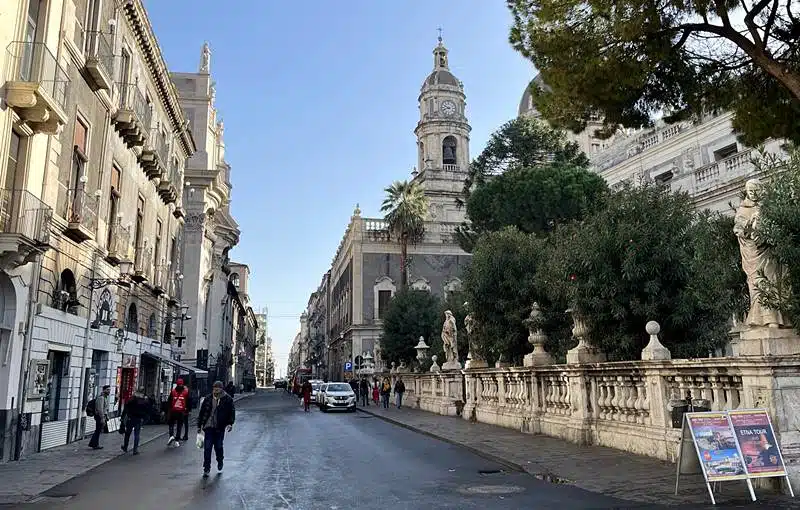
140;351;208;419
39;347;72;451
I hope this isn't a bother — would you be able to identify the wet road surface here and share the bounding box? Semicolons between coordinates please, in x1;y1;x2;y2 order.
8;390;660;509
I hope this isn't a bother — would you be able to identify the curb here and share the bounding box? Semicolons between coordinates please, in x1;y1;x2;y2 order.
356;407;528;475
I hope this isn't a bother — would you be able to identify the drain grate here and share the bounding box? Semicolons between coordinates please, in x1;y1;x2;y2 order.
478;469;504;475
534;473;572;484
459;484;525;495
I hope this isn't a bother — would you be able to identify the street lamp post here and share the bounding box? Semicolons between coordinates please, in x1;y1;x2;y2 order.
174;303;191;362
74;258;134;442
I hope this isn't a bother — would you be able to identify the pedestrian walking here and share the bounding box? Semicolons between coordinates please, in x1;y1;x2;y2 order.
167;378;189;447
395;377;406;409
350;378;359;405
301;380;312;412
372;381;379;405
121;388;147;454
225;381;236;396
359;378;369;406
87;385;110;450
197;381;236;478
380;378;391;409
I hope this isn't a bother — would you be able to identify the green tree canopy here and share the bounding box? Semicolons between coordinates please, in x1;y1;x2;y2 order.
381;180;428;287
537;184;746;360
462;227;569;364
380;289;441;367
754;147;800;330
462;116;589;199
456;117;594;251
508;0;800;145
465;163;608;243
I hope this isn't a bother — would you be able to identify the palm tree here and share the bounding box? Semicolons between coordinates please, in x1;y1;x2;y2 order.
381;180;428;288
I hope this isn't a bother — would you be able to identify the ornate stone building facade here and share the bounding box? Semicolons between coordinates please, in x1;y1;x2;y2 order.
171;45;242;384
0;0;200;459
518;78;784;213
0;0;256;462
302;38;472;382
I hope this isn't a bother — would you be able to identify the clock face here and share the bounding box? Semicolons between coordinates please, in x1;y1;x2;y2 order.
440;100;456;116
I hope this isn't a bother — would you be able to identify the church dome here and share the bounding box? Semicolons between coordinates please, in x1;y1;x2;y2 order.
518;74;548;118
424;69;460;88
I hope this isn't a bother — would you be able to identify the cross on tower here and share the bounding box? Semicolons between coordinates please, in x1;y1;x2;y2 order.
437;27;443;42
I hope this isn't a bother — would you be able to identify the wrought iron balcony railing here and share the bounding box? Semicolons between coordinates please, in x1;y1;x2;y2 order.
5;41;69;110
0;189;52;246
117;82;152;133
82;30;113;90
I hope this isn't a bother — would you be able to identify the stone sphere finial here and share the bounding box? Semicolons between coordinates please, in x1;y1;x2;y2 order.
645;320;660;336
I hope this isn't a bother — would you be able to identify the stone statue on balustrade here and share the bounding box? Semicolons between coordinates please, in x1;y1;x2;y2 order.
463;303;487;369
441;310;461;370
734;179;789;329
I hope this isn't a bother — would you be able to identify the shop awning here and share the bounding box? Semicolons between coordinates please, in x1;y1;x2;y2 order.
141;351;208;376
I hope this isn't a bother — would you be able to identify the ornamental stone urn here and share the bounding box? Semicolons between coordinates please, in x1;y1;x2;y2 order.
523;302;554;367
565;308;606;364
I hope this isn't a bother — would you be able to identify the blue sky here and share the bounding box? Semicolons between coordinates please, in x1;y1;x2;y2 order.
144;1;534;374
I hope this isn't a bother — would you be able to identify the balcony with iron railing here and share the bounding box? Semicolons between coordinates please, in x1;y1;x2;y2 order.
0;189;52;269
113;82;151;148
157;162;179;204
132;243;153;283
58;183;99;243
106;220;132;265
4;41;70;135
139;128;169;180
82;30;113;91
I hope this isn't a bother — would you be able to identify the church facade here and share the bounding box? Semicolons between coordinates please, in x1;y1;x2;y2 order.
297;38;472;381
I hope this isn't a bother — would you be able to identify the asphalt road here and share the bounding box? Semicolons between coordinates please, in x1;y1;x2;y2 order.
10;390;660;510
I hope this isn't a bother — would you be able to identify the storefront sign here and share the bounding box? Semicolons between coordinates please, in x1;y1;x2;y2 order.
729;410;787;478
121;354;137;368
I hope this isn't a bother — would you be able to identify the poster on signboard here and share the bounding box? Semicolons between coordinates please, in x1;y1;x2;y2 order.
686;412;748;481
729;409;786;478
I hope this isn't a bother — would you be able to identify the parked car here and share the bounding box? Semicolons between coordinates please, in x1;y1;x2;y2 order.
310;381;324;402
274;379;287;389
315;383;328;407
320;382;356;412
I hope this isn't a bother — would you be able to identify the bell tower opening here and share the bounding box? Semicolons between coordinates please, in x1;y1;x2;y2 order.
442;136;457;166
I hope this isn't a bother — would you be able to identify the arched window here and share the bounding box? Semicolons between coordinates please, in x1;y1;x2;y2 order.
442;136;457;166
56;269;78;314
230;273;240;287
147;313;157;338
126;303;138;333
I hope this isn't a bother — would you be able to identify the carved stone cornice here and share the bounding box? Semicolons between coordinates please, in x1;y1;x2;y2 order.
122;0;195;156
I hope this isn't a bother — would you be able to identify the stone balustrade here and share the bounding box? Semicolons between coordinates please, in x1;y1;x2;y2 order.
398;355;800;486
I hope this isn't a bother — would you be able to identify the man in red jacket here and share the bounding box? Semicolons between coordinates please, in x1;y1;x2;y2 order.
167;378;189;447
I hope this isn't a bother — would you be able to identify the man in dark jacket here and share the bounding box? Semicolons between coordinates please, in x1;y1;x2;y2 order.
359;378;370;406
121;388;148;454
197;381;235;477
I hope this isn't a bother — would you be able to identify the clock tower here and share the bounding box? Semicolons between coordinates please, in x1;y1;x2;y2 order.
413;35;471;224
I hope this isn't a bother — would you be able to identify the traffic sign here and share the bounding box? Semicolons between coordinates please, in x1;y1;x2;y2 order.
344;361;353;372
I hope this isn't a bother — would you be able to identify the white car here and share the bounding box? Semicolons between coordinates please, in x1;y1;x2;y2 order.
320;382;356;412
315;383;328;407
310;381;324;402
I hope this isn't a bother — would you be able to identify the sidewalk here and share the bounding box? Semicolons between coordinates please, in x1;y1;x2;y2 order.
0;392;254;505
357;403;800;508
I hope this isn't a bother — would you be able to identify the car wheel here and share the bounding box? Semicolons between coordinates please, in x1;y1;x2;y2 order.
321;405;327;412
